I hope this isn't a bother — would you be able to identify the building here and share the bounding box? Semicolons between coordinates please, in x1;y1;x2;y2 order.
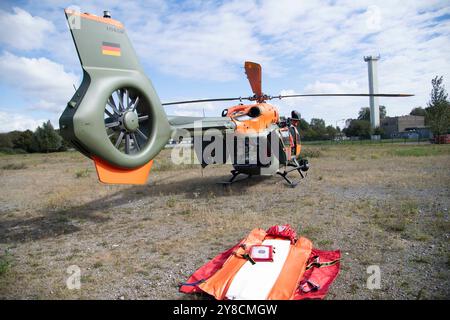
380;115;432;138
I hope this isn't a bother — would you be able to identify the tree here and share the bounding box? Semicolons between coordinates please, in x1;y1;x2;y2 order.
11;130;33;152
358;107;370;121
325;125;338;139
425;76;450;137
357;106;386;121
310;118;326;130
297;118;310;132
310;118;326;137
343;119;372;138
410;107;426;117
0;133;13;149
31;121;62;153
373;126;384;136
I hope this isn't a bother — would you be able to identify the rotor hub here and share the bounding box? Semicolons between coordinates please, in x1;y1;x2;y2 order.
122;111;139;132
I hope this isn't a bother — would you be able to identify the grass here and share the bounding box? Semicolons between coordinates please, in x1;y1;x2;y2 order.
300;147;322;158
75;168;90;178
389;146;450;157
0;251;12;276
2;162;27;170
371;200;419;234
0;143;449;299
411;256;431;264
166;197;176;208
317;239;333;247
302;138;431;146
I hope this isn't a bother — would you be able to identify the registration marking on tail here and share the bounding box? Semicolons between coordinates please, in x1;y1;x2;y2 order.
101;41;121;56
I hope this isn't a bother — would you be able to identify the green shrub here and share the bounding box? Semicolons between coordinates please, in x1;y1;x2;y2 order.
31;121;62;153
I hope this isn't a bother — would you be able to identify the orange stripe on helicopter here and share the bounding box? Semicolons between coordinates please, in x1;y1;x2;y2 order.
64;9;124;29
93;156;152;184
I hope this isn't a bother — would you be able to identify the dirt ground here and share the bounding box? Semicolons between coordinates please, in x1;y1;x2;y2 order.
0;143;449;300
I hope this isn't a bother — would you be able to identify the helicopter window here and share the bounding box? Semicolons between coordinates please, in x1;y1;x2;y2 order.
280;128;291;147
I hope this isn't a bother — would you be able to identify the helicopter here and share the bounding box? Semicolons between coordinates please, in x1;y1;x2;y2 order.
59;9;413;187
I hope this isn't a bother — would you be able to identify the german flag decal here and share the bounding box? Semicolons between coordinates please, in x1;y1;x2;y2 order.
102;42;121;56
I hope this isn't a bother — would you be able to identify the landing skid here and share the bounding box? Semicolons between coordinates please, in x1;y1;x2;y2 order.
277;159;308;188
221;159;308;187
220;170;252;185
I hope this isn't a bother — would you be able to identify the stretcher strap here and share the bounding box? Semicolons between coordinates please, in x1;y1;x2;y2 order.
306;256;340;270
179;279;205;287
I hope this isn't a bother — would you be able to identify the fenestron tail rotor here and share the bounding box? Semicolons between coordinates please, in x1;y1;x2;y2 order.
104;88;151;155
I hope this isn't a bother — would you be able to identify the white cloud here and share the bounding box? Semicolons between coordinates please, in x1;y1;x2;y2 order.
130;2;273;81
127;0;449;124
303;81;360;94
0;7;54;50
0;111;45;132
275;85;369;126
0;52;79;113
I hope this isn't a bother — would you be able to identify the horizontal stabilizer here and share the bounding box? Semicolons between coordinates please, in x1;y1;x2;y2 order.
168;116;236;133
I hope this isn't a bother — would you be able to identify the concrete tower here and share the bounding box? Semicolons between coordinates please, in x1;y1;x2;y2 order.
364;55;380;129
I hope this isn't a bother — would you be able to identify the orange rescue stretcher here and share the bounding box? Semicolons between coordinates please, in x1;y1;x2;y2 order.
179;224;340;300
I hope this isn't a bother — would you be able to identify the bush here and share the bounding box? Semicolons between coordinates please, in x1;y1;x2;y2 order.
0;147;17;155
31;121;62;153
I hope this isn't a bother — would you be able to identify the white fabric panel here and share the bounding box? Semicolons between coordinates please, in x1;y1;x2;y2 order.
225;239;291;300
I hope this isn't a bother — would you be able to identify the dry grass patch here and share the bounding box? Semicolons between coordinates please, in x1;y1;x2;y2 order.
2;162;27;170
0;144;449;299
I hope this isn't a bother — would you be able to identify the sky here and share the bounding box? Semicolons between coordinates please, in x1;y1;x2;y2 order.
0;0;449;132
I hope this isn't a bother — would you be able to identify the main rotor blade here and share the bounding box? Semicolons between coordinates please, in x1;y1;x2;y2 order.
245;61;262;97
271;93;414;99
162;97;250;106
162;93;413;106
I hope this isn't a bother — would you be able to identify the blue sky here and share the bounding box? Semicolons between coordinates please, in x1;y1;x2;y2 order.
0;0;449;132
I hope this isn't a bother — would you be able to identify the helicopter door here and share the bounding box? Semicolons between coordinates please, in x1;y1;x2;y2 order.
289;125;301;158
278;128;291;164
